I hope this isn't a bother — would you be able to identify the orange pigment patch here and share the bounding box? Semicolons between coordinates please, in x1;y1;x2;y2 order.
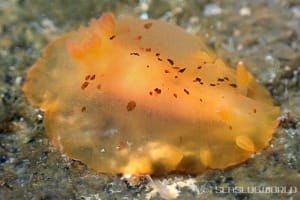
23;13;279;175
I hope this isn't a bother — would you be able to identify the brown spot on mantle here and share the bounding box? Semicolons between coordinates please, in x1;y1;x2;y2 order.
127;101;136;111
144;22;152;29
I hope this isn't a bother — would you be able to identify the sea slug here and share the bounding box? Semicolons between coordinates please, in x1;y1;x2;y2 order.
23;13;279;175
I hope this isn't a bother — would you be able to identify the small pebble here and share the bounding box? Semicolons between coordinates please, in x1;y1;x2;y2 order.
239;7;251;16
203;4;222;16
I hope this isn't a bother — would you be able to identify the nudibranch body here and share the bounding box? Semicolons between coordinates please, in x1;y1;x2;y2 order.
23;13;279;175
